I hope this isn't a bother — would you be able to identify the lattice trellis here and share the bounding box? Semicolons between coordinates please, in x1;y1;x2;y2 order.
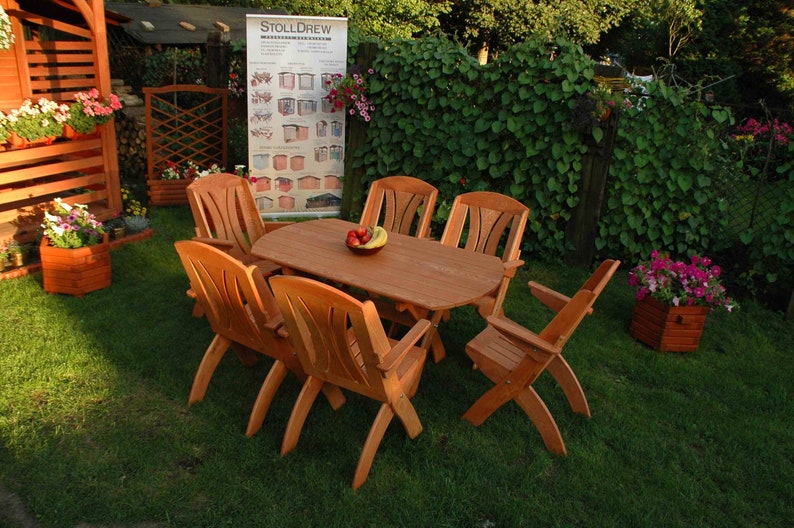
143;84;228;178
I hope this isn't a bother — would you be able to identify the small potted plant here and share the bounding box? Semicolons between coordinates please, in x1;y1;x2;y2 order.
5;97;70;148
104;213;126;240
64;88;122;139
628;250;737;352
40;198;111;295
0;240;10;269
122;191;151;234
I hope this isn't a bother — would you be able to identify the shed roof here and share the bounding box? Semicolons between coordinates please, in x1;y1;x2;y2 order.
105;2;287;45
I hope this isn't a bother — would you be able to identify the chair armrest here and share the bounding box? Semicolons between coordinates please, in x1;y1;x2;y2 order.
502;259;524;278
378;319;432;372
191;236;235;251
528;281;569;313
528;281;593;316
485;315;561;357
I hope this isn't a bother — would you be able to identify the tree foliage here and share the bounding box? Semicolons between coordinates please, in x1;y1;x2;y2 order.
439;0;639;62
251;0;449;39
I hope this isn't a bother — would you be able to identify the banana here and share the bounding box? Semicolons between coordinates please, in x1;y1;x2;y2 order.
360;226;388;249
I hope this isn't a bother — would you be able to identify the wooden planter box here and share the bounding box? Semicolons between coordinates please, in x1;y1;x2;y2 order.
629;297;708;352
147;178;191;206
40;234;111;296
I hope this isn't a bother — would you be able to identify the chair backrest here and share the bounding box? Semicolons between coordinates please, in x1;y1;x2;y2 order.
187;173;266;260
174;240;281;353
439;191;529;263
269;275;394;401
359;176;439;238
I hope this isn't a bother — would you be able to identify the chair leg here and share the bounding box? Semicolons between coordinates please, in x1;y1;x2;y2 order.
281;376;324;456
353;403;395;490
189;334;231;405
391;395;423;439
320;384;347;410
246;360;289;437
231;343;259;367
546;356;590;417
514;387;567;456
191;299;205;318
462;378;523;426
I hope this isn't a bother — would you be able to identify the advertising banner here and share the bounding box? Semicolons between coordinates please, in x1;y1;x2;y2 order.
245;15;348;217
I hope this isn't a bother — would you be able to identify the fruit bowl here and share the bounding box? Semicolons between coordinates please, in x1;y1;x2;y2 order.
345;225;388;255
346;243;385;255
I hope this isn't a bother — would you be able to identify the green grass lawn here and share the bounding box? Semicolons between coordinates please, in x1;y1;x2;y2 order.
1;206;792;527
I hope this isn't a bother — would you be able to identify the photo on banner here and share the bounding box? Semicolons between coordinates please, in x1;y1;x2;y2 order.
245;15;348;218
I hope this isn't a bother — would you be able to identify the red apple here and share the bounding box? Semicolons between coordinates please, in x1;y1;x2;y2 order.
346;235;361;247
354;226;368;238
360;232;372;244
347;229;358;239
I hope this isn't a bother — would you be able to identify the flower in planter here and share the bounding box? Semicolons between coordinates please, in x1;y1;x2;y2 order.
160;161;182;180
41;198;106;249
0;6;14;51
6;98;70;141
628;250;737;312
66;88;123;134
195;162;224;179
0;111;9;143
234;164;257;184
324;66;376;121
121;186;148;218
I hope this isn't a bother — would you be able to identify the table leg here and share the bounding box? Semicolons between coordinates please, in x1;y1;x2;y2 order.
398;302;447;363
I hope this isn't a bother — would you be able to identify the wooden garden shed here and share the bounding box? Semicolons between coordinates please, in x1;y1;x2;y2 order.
0;0;120;244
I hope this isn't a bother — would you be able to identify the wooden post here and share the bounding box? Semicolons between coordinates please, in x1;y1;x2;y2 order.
564;110;620;268
340;43;377;221
206;30;230;89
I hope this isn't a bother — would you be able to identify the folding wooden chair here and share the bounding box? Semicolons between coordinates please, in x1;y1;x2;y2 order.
269;275;432;490
463;259;620;455
359;175;439;238
174;240;344;438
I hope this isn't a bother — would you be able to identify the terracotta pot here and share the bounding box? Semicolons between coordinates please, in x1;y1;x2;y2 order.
629;297;708;352
40;234;111;296
63;124;100;140
7;132;55;149
147;178;192;206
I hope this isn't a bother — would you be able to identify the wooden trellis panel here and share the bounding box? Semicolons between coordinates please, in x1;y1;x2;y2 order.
0;0;120;245
143;84;228;179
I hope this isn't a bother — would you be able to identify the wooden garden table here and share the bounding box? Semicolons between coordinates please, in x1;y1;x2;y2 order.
251;218;504;362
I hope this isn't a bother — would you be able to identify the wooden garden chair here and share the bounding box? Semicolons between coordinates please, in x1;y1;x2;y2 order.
174;240;344;438
462;259;621;455
269;275;432;490
186;172;287;316
359;175;439;238
439;191;529;318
